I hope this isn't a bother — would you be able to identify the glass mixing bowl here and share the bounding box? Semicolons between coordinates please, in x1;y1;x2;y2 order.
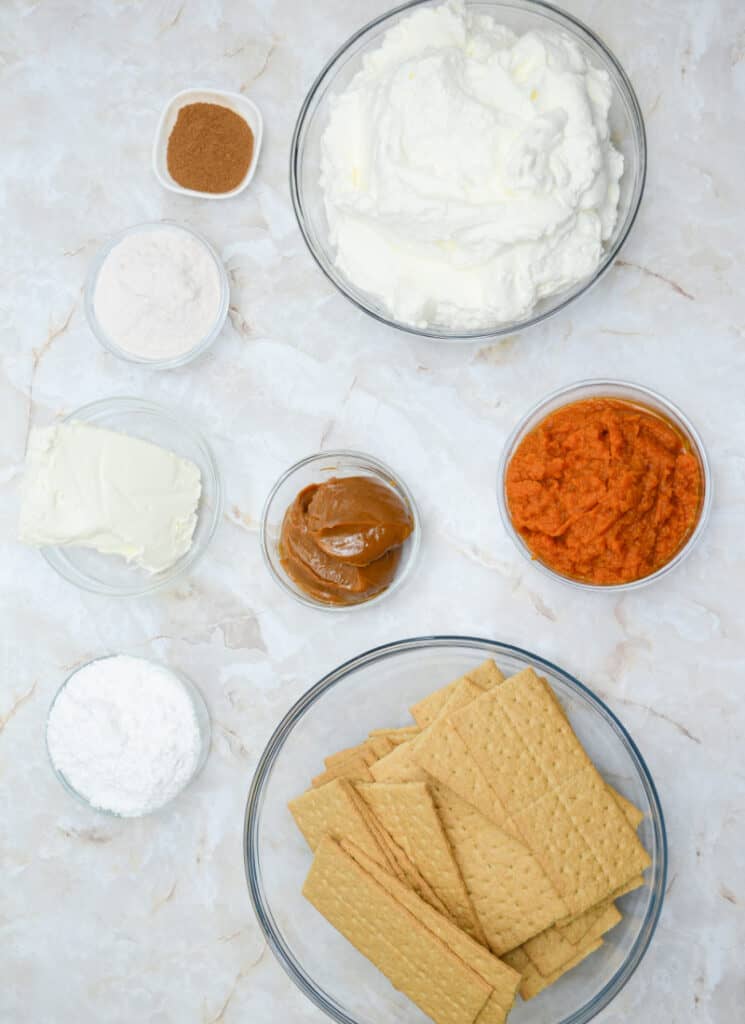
497;380;712;592
290;0;647;341
39;397;223;596
244;637;666;1024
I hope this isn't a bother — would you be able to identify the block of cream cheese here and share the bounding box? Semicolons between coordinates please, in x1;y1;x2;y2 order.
19;421;202;573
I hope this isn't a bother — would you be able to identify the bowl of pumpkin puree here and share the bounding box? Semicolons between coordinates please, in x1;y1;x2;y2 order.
498;380;711;590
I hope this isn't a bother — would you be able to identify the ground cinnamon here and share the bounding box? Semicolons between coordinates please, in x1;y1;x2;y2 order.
167;102;254;194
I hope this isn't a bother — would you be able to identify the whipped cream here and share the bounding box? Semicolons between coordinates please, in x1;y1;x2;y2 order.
320;0;623;329
19;421;201;573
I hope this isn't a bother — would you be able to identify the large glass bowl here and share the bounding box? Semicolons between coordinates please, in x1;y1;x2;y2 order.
39;397;223;596
290;0;647;341
496;380;712;592
244;637;666;1024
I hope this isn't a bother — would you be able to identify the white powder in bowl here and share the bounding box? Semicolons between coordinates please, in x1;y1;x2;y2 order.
92;225;223;361
47;655;205;817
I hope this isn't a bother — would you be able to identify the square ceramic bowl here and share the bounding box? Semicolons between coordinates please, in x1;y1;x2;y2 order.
153;87;263;199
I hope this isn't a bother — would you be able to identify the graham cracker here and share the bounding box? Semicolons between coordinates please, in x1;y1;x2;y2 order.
370;737;429;783
410;660;505;728
430;782;568;954
610;789;645;831
518;923;578;977
324;744;364;771
518;784;644;974
369;726;420;740
351;787;449;915
450;670;651;916
412;716;510;829
357;781;486;945
303;837;493;1024
341;840;521;1024
312;755;375;788
324;740;380;770
288;778;387;866
368;735;395;760
504;936;604;1001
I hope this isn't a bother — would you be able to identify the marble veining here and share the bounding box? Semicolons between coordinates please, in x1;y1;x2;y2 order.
1;0;744;1021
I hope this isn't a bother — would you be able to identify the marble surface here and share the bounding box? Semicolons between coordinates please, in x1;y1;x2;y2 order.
1;0;744;1021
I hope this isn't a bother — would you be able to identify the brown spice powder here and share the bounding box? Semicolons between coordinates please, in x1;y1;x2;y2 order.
167;102;254;194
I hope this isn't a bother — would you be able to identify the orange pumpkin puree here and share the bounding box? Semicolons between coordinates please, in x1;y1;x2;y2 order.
505;397;703;585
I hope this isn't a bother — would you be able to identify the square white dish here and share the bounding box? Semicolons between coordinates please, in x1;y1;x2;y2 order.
152;87;263;199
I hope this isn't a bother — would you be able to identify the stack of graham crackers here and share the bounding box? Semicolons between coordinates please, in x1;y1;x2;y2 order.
289;661;651;1023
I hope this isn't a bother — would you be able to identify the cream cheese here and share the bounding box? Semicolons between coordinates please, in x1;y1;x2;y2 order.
19;422;202;573
320;0;624;329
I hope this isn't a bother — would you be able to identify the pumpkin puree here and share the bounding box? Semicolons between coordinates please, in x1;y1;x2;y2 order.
505;397;703;585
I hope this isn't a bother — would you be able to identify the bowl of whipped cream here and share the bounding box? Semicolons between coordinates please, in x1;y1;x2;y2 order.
290;0;646;340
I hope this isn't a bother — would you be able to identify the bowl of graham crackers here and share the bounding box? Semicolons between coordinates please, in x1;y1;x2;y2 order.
244;637;666;1024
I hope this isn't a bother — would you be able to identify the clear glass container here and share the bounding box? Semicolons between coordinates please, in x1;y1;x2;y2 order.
497;379;712;592
244;636;667;1024
47;654;211;818
290;0;647;341
84;220;229;369
260;450;421;611
39;397;223;596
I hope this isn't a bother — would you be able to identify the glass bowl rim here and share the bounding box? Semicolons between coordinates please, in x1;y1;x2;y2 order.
39;396;224;597
46;653;212;818
259;448;422;612
496;378;713;592
243;634;667;1024
83;219;230;369
289;0;648;342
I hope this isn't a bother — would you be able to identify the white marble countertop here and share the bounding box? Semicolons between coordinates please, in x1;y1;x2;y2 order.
1;0;743;1021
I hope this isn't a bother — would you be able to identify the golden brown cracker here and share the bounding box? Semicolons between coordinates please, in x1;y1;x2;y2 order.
288;779;386;865
410;660;505;728
369;726;420;740
342;840;520;1024
312;755;375;788
609;789;645;830
517;937;603;1000
303;838;493;1024
520;783;644;973
450;670;650;916
351;788;449;914
511;765;651;916
357;781;486;945
412;717;510;828
430;783;568;954
370;737;429;783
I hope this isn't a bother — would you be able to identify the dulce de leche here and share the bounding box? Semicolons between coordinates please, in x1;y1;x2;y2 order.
279;475;414;605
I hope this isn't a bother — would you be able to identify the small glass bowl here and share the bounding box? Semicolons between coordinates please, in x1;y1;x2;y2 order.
290;0;646;341
46;654;211;818
40;397;223;596
497;379;712;592
260;450;421;611
244;636;667;1024
84;220;229;369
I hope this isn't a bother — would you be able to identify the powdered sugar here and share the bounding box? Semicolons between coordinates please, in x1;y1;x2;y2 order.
92;224;223;362
47;655;205;817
